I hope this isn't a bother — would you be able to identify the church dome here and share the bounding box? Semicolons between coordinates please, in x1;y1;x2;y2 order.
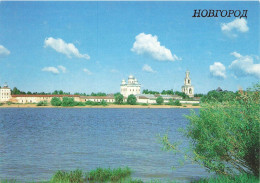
121;79;126;84
128;75;134;79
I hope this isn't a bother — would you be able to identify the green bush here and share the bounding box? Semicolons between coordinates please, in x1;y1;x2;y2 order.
51;169;84;183
51;97;62;106
62;97;75;107
186;88;259;176
192;103;200;106
87;167;131;182
100;99;107;106
115;93;124;104
127;94;137;105
192;173;259;183
36;101;48;106
6;101;12;105
156;96;164;105
173;100;181;106
166;99;181;106
85;100;107;106
140;103;149;106
162;83;260;177
74;102;86;106
200;90;238;103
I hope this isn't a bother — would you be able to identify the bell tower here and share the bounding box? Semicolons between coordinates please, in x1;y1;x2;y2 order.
181;70;194;98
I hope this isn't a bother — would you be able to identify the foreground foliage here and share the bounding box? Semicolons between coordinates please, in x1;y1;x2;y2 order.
49;167;136;183
162;83;260;176
1;172;258;183
192;173;259;183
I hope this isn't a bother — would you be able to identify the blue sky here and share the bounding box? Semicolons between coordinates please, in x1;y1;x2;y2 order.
0;1;259;94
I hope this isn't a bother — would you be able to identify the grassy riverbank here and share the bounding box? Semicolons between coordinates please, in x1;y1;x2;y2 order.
0;167;258;183
0;103;200;109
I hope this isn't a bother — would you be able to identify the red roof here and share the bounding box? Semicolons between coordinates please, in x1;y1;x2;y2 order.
80;96;115;99
11;95;80;97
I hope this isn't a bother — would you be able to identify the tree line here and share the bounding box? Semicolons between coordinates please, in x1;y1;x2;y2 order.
11;87;107;96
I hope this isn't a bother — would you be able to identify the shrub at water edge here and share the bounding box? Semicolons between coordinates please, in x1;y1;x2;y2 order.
127;94;137;105
115;93;124;104
161;83;260;177
62;97;76;107
51;97;62;106
156;96;164;105
37;101;48;106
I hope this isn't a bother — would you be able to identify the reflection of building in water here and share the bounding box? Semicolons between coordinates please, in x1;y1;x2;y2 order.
0;82;11;102
182;70;194;98
120;75;141;97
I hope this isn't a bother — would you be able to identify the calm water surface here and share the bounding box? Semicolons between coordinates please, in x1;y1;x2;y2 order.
0;108;209;182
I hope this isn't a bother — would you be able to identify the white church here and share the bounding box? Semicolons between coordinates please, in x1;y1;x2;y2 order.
120;75;141;97
0;71;197;104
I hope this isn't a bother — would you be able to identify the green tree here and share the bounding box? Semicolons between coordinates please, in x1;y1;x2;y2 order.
115;93;124;104
51;97;62;106
162;83;260;176
100;99;107;106
62;97;75;106
37;101;48;106
156;96;164;105
142;89;160;94
127;94;137;105
174;91;190;99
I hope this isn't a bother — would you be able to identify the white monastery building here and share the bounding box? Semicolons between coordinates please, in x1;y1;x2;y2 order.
0;83;11;102
181;70;194;98
0;71;198;104
120;75;141;97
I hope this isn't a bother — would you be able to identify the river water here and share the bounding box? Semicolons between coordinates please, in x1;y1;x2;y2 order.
0;108;209;182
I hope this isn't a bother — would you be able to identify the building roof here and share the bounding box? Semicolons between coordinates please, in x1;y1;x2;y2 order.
11;94;80;97
1;87;10;89
216;87;223;92
138;96;149;99
80;96;115;99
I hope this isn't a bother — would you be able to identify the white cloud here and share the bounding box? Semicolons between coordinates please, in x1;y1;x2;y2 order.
58;65;67;73
131;33;181;61
221;19;249;37
83;68;92;75
44;37;90;60
142;64;156;73
42;67;60;74
229;52;260;79
210;62;226;79
0;45;10;56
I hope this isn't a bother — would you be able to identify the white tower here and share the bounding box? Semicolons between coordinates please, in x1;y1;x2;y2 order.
120;75;141;97
0;82;11;102
181;71;194;98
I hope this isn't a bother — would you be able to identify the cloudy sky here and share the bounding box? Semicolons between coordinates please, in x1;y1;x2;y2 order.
0;1;259;94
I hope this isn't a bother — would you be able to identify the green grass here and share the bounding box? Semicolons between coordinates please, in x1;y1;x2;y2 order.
192;103;199;106
1;172;258;183
85;100;107;106
191;173;259;183
37;101;48;106
87;167;131;182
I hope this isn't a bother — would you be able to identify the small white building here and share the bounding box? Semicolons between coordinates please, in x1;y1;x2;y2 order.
120;75;141;97
181;70;194;98
0;83;11;102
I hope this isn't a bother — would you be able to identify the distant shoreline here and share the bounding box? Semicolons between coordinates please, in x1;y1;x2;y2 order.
0;104;200;109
